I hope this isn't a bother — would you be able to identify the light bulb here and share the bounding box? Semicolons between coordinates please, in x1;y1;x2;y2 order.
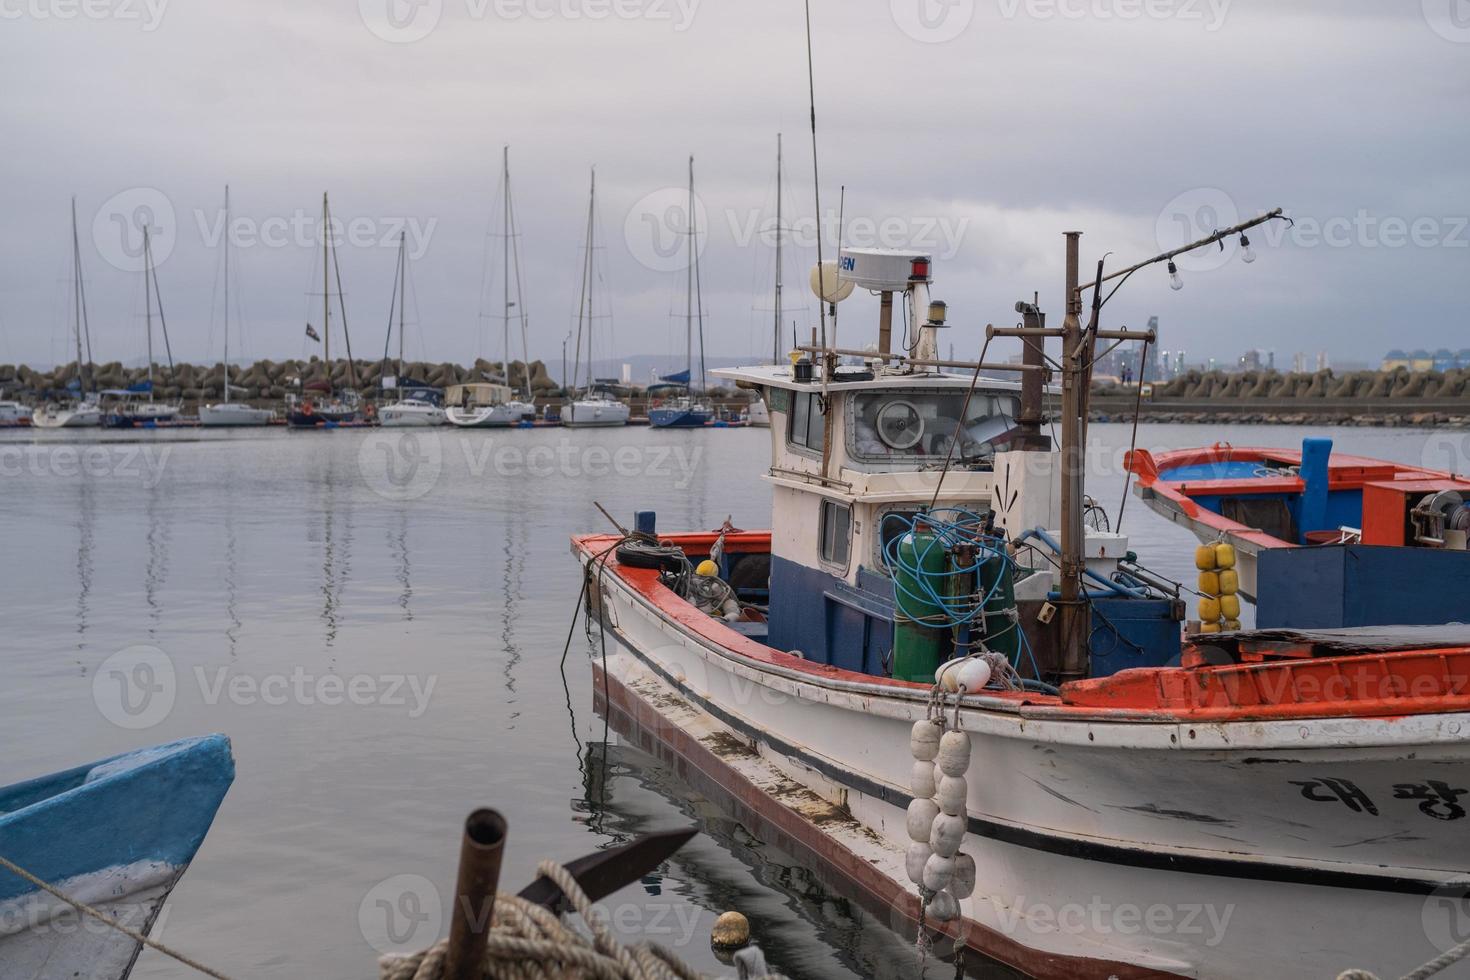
1167;260;1184;291
1240;234;1256;264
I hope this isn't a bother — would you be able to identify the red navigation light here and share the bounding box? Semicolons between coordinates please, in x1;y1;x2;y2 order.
909;257;931;281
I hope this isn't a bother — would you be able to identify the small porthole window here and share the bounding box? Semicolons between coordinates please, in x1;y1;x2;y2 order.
820;500;851;567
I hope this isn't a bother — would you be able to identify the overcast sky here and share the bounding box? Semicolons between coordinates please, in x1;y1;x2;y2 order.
1;0;1467;375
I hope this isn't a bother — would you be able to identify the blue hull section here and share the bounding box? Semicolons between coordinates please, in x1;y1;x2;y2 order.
1257;545;1470;629
0;734;234;902
648;408;710;428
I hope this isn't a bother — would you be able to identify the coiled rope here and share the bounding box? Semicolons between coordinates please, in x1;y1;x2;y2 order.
380;860;778;980
1337;935;1470;980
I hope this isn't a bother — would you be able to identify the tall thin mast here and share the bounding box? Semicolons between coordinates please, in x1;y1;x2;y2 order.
397;232;406;379
223;185;231;404
503;145;511;388
585;169;596;390
144;228;155;402
322;193;331;368
69;197;85;389
685;156;694;386
773;133;783;364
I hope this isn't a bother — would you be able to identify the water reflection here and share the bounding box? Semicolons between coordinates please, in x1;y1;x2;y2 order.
73;476;95;654
314;464;355;649
144;486;172;638
391;508;413;622
224;500;241;656
500;514;527;728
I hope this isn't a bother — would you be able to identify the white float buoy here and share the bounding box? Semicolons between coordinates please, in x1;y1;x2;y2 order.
934;658;965;693
937;730;971;777
909;720;942;762
927;890;959;922
910;760;937;799
906;798;940;843
929;812;965;857
905;842;932;886
937;775;967;816
956;658;992;693
922;852;955;892
950;852;976;899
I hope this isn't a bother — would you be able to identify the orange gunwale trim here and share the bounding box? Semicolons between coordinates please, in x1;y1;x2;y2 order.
572;531;1470;725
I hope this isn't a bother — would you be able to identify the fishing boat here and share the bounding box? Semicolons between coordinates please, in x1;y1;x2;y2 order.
378;232;446;427
0;400;32;426
1126;440;1470;627
104;227;181;427
650;157;711;429
0;734;234;979
200;187;273;427
34;199;101;430
573;223;1470;980
564;169;630;429
286;193;362;428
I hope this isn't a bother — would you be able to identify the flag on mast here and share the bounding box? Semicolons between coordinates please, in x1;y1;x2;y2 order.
305;323;321;342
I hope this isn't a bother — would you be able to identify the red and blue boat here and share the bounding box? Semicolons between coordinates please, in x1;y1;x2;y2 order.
1126;439;1470;627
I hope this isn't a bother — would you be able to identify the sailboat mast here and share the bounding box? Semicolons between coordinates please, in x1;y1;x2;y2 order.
144;228;155;401
70;197;85;388
322;193;331;369
585;169;596;390
397;232;406;379
774;133;783;365
685;156;693;386
223;185;231;404
502;145;511;388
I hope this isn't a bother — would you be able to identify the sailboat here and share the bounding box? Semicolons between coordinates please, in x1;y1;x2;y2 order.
286;193;362;427
564;168;630;429
448;147;537;429
33;198;102;429
103;226;182;427
200;186;273;426
378;232;445;427
648;156;712;428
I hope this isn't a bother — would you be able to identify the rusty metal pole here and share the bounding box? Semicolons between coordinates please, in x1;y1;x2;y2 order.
1013;296;1050;451
1058;232;1089;681
445;808;507;980
877;291;894;355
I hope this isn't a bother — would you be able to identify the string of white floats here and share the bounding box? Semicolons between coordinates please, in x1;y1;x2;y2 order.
904;656;991;922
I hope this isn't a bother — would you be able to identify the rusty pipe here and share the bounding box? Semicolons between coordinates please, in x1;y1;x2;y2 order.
445;808;508;980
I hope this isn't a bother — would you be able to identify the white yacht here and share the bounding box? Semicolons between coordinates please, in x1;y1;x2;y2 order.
379;394;445;427
564;384;630;428
445;382;526;428
0;401;33;426
563;169;630;429
35;199;101;430
200;186;272;427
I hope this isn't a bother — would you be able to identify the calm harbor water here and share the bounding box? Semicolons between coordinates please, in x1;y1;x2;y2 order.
0;421;1453;979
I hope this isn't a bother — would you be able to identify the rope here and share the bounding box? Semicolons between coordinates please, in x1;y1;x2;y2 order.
0;853;235;980
380;860;778;980
1337;933;1470;980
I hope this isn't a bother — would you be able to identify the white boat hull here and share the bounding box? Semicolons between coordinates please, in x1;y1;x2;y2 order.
198;404;273;426
378;403;446;427
563;399;630;428
0;861;179;980
580;548;1470;980
32;406;102;428
445;401;533;428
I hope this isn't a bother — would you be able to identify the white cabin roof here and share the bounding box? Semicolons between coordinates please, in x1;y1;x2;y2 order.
712;363;1030;395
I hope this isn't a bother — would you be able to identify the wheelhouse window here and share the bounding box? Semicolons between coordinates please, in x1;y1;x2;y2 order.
848;390;1020;464
788;390;826;453
820;500;851;567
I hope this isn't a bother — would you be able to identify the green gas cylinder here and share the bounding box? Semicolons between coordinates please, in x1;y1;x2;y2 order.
893;523;947;682
976;543;1019;661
